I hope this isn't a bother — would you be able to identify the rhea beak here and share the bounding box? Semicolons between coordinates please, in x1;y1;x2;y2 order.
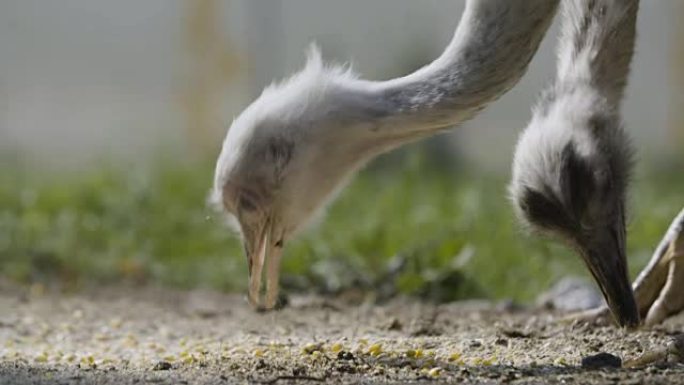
243;220;284;311
579;223;640;328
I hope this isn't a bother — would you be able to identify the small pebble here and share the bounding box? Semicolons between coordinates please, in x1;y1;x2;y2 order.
581;352;621;369
667;334;684;358
428;367;442;377
448;352;462;362
302;343;323;355
386;318;403;331
153;361;172;371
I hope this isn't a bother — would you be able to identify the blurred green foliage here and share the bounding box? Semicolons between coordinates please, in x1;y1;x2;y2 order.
0;152;681;301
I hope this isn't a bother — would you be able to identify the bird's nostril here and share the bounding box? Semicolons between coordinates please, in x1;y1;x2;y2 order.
275;240;284;248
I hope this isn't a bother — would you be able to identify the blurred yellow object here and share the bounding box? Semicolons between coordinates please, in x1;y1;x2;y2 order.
330;343;344;353
368;343;383;356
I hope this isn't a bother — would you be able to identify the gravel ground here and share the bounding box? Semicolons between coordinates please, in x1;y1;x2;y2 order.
1;285;683;385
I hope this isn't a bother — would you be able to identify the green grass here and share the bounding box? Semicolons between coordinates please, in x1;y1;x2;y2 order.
0;152;681;302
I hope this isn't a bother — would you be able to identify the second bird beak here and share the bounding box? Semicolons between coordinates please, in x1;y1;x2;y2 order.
245;221;283;311
580;225;640;328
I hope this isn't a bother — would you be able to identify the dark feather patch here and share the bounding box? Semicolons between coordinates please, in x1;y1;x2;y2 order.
238;189;260;213
520;187;572;231
559;143;595;219
267;137;294;182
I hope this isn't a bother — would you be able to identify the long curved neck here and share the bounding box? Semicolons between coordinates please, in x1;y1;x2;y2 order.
556;0;639;108
359;0;559;142
309;0;559;175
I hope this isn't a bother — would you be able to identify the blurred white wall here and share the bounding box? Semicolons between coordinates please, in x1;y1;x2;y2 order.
0;1;681;171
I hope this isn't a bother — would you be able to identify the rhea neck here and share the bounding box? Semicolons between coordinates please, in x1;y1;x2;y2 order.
554;0;639;109
314;0;559;159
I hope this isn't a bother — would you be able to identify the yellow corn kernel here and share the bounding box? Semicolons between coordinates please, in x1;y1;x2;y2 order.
368;343;383;356
109;318;123;329
81;355;95;366
35;353;48;363
302;343;322;355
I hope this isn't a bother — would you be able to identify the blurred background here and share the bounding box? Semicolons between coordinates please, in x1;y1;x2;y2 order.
1;1;682;302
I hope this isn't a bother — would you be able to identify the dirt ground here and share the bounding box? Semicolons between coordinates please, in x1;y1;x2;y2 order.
1;284;683;385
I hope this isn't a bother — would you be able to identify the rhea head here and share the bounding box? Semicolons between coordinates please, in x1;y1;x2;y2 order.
510;87;639;327
210;50;387;310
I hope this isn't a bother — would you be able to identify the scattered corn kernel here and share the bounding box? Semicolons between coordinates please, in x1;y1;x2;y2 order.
471;357;494;366
109;318;123;329
268;341;284;350
35;353;48;363
80;355;95;367
448;352;462;362
253;349;265;357
554;357;568;366
428;367;442;377
302;343;323;355
124;335;138;348
330;343;344;353
368;343;383;356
